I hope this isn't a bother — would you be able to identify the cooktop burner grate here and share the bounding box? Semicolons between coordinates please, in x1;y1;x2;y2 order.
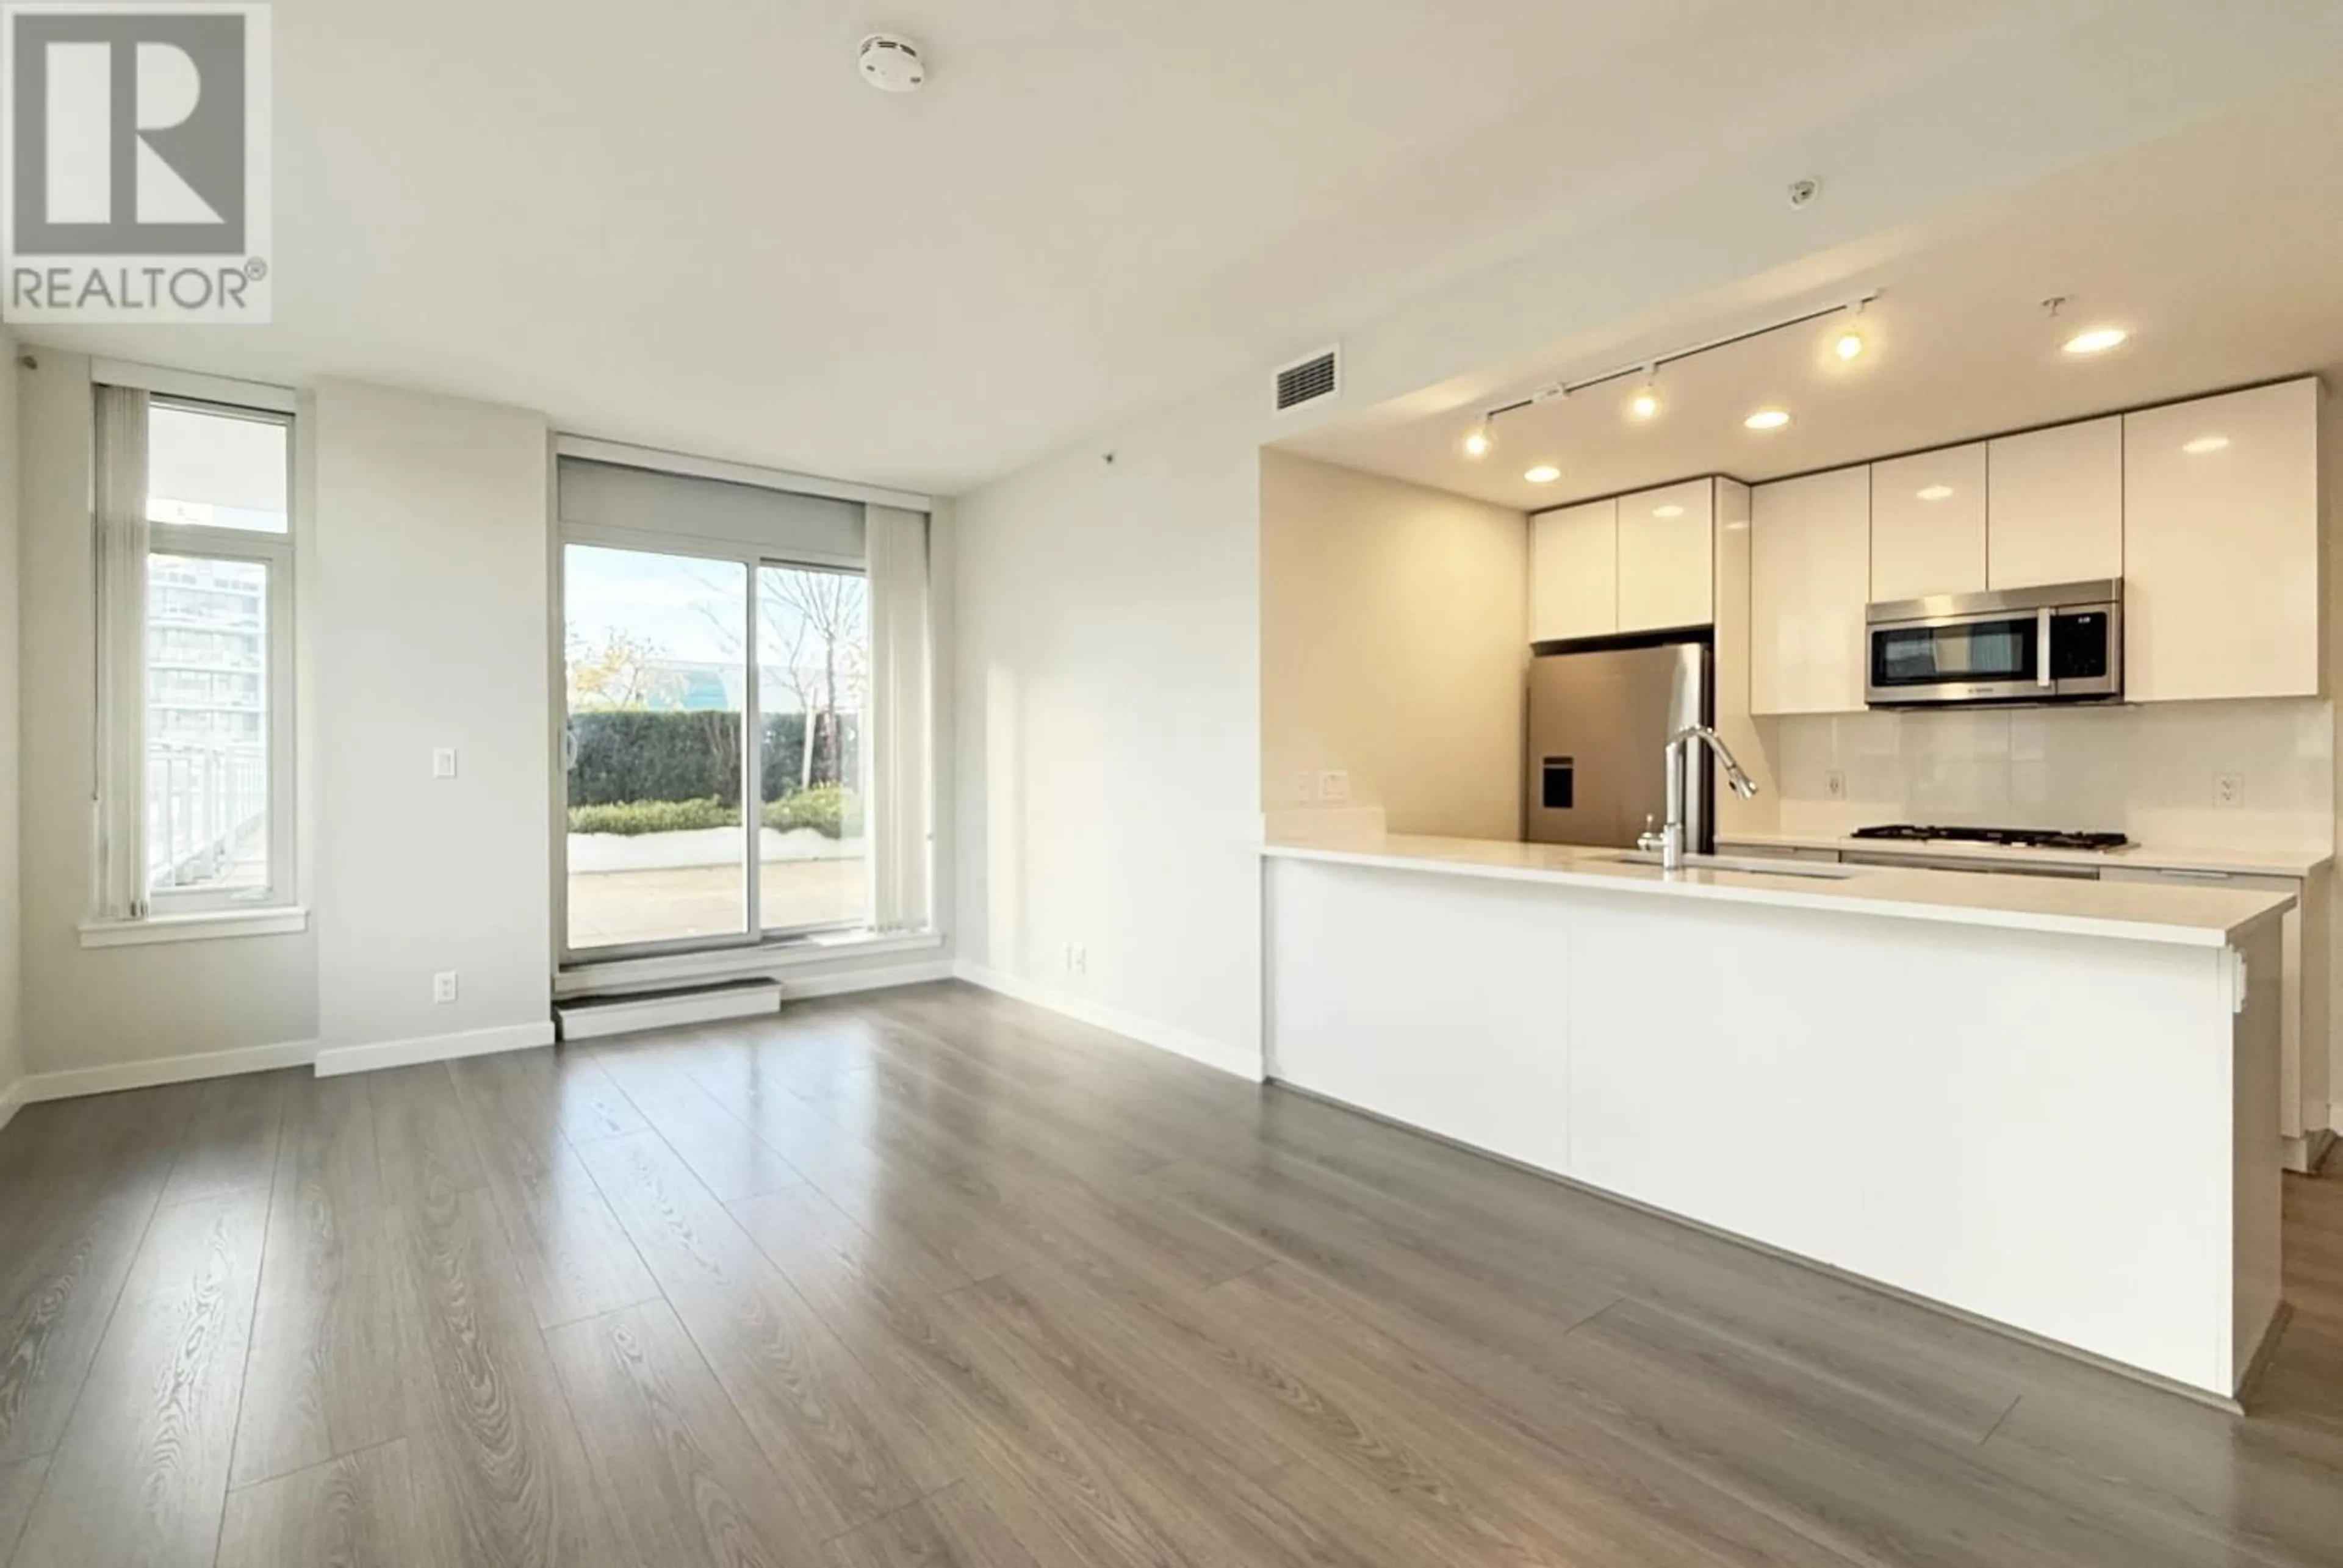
1849;824;2131;852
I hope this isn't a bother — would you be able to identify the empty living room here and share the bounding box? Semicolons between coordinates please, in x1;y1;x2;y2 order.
1;4;2342;1566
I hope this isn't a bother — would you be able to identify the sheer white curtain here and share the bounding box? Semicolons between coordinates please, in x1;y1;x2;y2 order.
92;384;151;920
865;505;932;933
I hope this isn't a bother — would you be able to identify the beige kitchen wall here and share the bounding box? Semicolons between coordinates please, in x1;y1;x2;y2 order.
1260;450;1527;838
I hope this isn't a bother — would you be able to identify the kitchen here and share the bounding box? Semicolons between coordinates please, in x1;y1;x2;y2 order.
1253;156;2339;1406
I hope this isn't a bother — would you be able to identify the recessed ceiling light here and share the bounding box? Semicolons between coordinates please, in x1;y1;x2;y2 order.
1832;330;1866;361
1652;504;1686;519
1461;422;1493;459
1524;465;1562;484
1744;408;1791;431
1627;385;1661;420
2182;434;2230;455
1917;484;1954;501
2062;326;2128;356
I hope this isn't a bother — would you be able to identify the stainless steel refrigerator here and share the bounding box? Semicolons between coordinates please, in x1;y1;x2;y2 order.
1524;639;1713;851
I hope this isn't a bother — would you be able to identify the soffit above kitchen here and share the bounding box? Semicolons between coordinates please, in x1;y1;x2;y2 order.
1279;81;2343;511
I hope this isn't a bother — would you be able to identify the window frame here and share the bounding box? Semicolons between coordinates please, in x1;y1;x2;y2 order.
140;394;298;916
555;524;873;965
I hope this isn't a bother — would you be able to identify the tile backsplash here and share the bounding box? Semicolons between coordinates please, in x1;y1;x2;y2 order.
1767;699;2335;851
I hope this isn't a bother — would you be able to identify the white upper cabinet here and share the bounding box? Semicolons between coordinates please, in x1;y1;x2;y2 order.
1869;444;1987;602
1616;479;1716;633
2123;379;2320;703
1987;416;2122;589
1530;497;1619;642
1751;466;1872;714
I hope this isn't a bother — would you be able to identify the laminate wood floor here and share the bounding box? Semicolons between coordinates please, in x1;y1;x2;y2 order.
2;980;2341;1567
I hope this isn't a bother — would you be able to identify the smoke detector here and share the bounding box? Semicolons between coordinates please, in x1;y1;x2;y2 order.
859;34;926;93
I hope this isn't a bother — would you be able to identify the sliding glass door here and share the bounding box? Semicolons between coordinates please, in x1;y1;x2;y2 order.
563;544;750;952
561;543;874;958
756;564;870;933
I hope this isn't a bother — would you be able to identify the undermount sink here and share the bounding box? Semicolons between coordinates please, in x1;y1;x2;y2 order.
1596;851;1865;881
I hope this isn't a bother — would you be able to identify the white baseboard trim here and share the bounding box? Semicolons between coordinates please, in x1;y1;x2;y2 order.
314;1021;555;1079
785;958;957;1000
558;982;781;1041
951;960;1264;1082
0;1077;25;1135
20;1037;323;1103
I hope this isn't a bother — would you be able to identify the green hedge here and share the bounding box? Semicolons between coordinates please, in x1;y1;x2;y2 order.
567;710;861;808
765;783;864;840
567;798;737;836
569;786;865;839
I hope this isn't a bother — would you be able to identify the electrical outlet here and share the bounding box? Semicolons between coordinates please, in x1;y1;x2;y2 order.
432;971;459;1004
1824;770;1846;802
1295;771;1317;804
1317;769;1351;804
1062;944;1088;976
2214;773;2244;809
431;747;459;780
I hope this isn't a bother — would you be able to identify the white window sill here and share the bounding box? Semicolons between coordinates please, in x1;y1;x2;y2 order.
79;906;311;949
555;927;944;999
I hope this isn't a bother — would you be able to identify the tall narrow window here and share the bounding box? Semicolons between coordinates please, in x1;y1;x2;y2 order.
93;387;295;919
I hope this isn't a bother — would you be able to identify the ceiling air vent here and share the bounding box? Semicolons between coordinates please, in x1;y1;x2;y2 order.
1272;347;1341;414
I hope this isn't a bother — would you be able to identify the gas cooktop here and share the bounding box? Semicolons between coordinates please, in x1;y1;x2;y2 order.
1849;824;2131;852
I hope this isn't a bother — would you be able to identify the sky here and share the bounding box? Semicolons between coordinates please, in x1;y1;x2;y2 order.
563;544;867;713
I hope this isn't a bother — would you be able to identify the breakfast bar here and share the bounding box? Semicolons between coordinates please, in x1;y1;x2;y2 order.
1261;830;2294;1401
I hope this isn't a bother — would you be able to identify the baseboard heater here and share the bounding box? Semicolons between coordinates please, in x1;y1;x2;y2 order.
553;977;782;1042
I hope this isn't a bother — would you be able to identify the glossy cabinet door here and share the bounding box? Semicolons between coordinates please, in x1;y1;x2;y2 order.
2123;379;2320;702
1870;444;1987;601
1616;479;1715;633
1750;466;1871;714
1530;497;1619;642
1987;416;2122;589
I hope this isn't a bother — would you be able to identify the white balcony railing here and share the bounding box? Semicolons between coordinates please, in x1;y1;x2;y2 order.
148;740;269;891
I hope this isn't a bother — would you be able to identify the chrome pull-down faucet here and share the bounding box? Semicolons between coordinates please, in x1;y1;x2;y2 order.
1661;725;1760;871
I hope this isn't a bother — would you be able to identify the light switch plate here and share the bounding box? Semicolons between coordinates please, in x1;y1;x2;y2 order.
432;747;459;780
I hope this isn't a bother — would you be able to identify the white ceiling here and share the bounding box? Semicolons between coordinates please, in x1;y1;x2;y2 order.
16;0;2251;495
1281;81;2343;511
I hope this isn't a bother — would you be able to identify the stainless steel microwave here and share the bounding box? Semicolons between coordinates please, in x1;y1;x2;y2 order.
1865;580;2122;708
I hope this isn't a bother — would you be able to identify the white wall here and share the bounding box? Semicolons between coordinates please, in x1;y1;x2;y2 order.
953;386;1262;1074
18;353;319;1077
1259;450;1525;838
6;360;951;1090
0;337;21;1118
1767;702;2336;852
312;380;553;1055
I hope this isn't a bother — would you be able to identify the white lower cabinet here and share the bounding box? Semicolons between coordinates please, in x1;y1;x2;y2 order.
2103;864;2326;1171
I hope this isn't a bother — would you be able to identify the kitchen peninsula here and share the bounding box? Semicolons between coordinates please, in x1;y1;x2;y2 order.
1260;828;2292;1401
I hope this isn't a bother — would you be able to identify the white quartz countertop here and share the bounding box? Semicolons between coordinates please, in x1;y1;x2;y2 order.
1715;830;2331;880
1260;830;2295;948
